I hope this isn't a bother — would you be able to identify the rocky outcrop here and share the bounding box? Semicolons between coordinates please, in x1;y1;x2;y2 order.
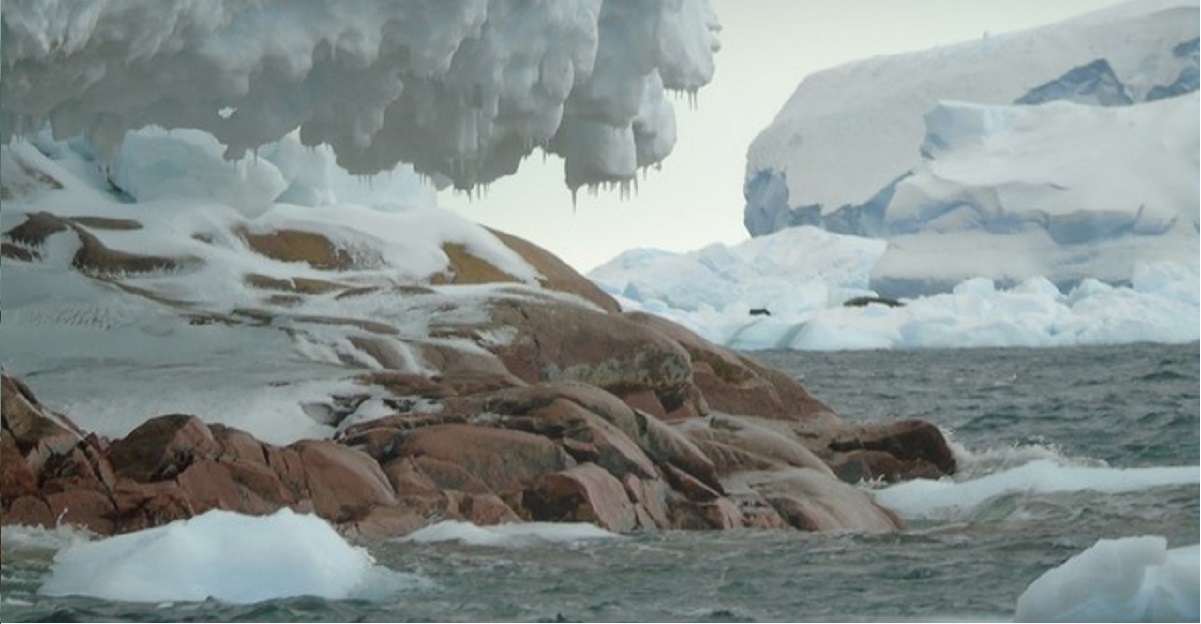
2;213;956;537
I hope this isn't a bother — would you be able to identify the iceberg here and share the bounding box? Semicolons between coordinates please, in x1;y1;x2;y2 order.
588;229;1199;351
38;508;419;604
743;0;1199;298
1015;536;1200;622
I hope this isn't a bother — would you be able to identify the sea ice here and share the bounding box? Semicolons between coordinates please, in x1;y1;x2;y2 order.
589;229;1200;351
403;520;619;547
38;508;422;604
1015;536;1200;622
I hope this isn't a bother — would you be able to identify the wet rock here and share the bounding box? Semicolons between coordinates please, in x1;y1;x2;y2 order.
827;419;956;482
397;424;572;495
292;440;397;523
107;414;219;483
524;463;639;533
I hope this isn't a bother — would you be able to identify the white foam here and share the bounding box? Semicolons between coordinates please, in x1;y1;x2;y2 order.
403;520;619;547
1015;536;1200;622
871;460;1200;520
38;508;422;604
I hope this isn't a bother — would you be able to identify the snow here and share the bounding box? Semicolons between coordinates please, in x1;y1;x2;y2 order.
743;0;1199;298
589;228;1200;351
403;520;619;547
37;509;422;604
1015;536;1200;622
1;0;719;192
746;0;1196;216
0;129;575;443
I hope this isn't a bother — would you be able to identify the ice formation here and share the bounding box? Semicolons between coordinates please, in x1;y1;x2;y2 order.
0;0;719;192
588;228;1200;351
38;509;418;604
404;520;619;547
1015;536;1200;622
743;0;1199;296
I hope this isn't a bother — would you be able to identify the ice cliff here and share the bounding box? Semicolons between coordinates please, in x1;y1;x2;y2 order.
743;0;1199;297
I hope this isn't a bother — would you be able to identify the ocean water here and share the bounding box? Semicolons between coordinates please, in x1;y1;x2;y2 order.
2;343;1197;622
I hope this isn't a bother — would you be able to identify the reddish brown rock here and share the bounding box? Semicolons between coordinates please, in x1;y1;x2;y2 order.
0;433;38;501
107;414;219;483
6;495;55;528
292;440;396;524
397;424;571;495
487;229;621;314
175;458;274;515
45;489;115;534
483;299;699;416
112;479;194;533
523;463;639;533
827;419;956;482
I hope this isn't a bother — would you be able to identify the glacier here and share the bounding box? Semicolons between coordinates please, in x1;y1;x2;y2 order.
742;0;1199;298
0;0;719;193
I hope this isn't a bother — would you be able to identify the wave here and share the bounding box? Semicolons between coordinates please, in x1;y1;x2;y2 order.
401;520;620;548
872;459;1199;520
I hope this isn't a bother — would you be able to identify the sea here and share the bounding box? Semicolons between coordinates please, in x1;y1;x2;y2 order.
2;342;1197;622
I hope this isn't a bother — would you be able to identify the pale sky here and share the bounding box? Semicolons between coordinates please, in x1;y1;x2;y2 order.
440;0;1133;273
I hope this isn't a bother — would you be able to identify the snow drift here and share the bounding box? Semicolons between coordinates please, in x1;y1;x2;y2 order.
1;0;719;192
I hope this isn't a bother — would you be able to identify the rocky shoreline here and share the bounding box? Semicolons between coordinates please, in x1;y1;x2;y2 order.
1;156;954;537
1;281;953;537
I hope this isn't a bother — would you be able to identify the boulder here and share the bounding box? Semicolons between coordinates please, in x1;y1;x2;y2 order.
523;463;639;533
107;414;219;483
396;424;572;495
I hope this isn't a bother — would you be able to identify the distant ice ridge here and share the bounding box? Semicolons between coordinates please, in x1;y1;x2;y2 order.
744;0;1199;297
37;509;423;604
588;227;1199;351
1015;536;1199;622
0;0;719;192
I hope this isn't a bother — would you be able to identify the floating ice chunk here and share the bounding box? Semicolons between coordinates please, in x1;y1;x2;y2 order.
39;509;420;604
403;520;619;547
1015;536;1200;622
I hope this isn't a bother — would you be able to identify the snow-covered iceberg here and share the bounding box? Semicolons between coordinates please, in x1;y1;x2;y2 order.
743;0;1199;297
1;0;719;192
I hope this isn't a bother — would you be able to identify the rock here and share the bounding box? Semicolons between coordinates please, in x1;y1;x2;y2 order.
487;229;621;313
2;373;83;455
474;382;722;493
237;227;371;271
6;495;55;528
484;299;701;416
111;479;195;533
397;424;572;495
523;463;639;533
0;433;38;501
45;489;115;534
107;414;219;483
733;468;901;532
625;312;839;428
292;440;397;524
827;419;956;482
